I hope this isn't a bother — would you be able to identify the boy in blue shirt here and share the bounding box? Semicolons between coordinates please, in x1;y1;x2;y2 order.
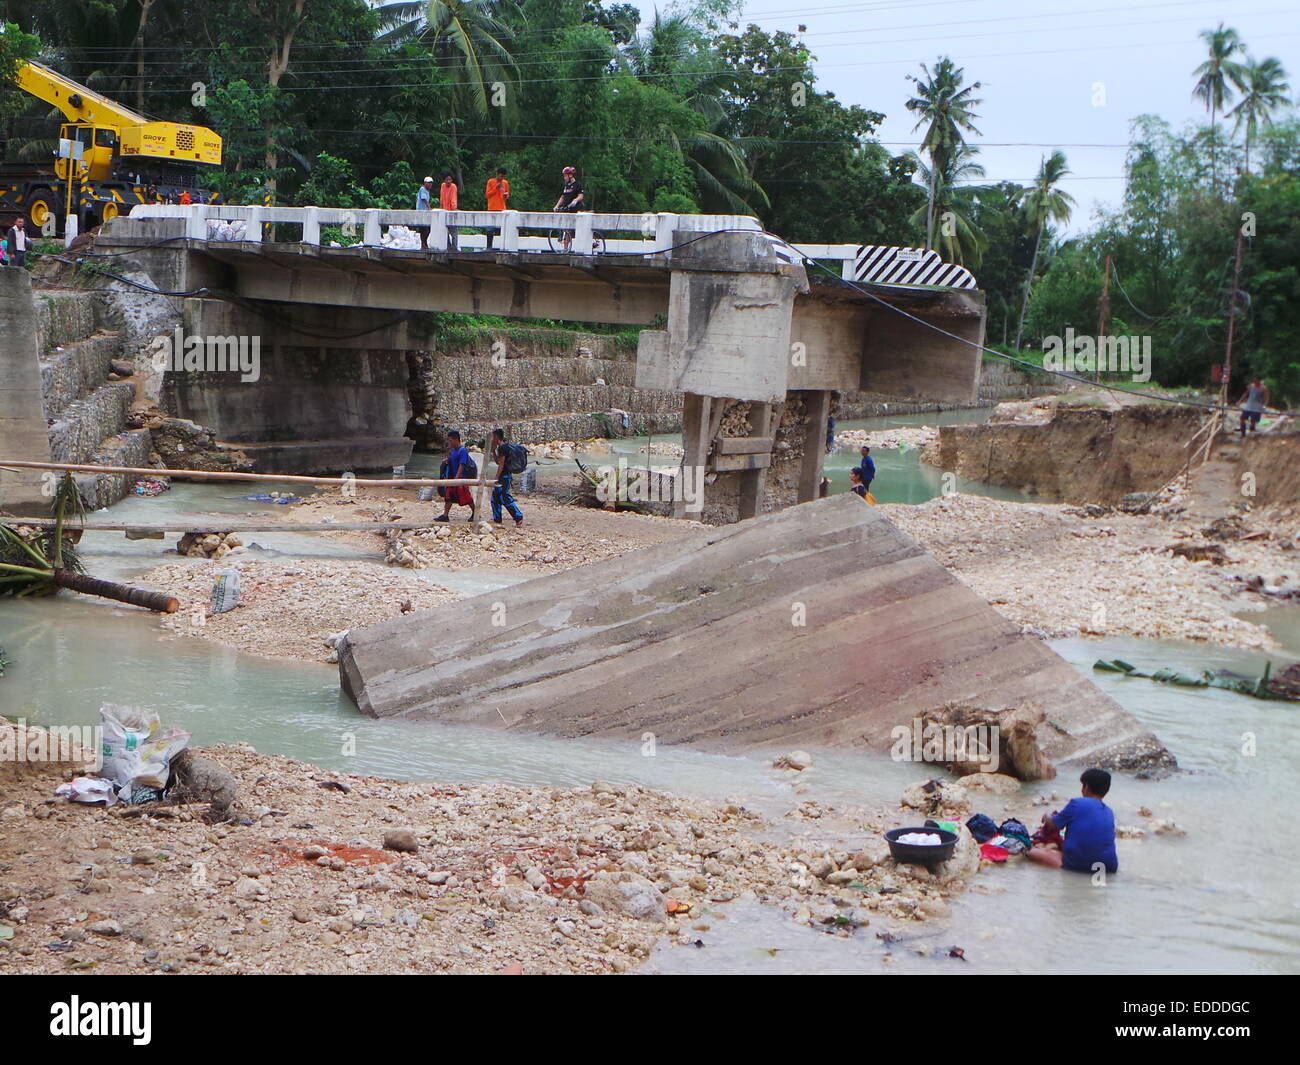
434;429;477;523
1027;768;1119;875
858;446;876;495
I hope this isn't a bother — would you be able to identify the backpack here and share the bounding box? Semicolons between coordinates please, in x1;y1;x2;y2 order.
443;453;476;486
502;442;528;474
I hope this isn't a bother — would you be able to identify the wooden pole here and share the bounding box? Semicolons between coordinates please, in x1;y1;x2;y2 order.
474;443;490;519
0;459;484;490
1095;254;1111;383
1221;226;1246;412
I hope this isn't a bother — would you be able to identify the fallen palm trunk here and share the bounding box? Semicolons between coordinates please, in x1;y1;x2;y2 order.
0;474;179;613
51;569;179;613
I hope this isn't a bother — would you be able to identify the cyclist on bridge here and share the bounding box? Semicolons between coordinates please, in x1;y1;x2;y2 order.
552;166;586;252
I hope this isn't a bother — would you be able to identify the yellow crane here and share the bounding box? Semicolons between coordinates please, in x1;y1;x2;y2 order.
2;60;222;234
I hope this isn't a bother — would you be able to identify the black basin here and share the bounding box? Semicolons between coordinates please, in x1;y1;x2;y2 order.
884;826;959;866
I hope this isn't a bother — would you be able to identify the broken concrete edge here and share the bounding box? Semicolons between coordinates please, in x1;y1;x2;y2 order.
338;494;1174;775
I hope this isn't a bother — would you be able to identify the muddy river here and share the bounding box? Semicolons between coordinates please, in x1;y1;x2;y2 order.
2;412;1297;974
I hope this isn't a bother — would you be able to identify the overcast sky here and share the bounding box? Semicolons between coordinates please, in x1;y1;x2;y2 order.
736;0;1300;232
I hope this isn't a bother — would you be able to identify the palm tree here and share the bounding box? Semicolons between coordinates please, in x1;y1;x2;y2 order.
1226;56;1291;170
0;476;178;613
905;57;982;251
374;1;520;184
1014;150;1075;349
621;13;770;215
1191;23;1247;183
907;145;987;266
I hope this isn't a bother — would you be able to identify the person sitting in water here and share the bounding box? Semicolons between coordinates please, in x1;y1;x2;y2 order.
1027;767;1119;875
849;467;870;499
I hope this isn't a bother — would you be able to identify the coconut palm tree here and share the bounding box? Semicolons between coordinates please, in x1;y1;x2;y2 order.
621;13;770;215
1226;56;1291;170
907;145;987;266
1014;150;1076;349
0;475;178;613
374;1;521;183
905;57;982;251
1192;23;1247;183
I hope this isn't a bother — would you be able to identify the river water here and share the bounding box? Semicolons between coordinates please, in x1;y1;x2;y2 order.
2;412;1297;974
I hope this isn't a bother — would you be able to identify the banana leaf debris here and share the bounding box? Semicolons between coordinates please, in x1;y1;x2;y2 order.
1094;657;1300;702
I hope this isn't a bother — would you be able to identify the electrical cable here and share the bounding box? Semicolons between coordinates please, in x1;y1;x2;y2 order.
50;226;1288;413
772;241;1292;416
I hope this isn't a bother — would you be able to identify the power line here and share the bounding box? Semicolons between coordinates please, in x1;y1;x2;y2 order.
57;28;1300;97
781;241;1291;415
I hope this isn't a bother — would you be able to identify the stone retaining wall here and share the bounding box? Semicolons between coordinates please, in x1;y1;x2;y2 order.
416;329;683;447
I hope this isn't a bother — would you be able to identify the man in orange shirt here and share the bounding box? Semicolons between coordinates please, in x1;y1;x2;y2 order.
439;171;458;250
484;167;509;249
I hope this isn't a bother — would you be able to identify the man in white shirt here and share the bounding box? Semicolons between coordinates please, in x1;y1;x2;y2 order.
416;176;435;248
7;217;28;266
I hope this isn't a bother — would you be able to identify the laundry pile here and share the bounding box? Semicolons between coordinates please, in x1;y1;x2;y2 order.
965;813;1034;862
896;831;944;846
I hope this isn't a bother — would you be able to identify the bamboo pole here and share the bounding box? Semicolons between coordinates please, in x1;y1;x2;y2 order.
0;459;487;489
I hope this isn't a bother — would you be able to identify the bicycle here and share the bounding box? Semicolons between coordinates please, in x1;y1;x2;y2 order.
548;225;606;255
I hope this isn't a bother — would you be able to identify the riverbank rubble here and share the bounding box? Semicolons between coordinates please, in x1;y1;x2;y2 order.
882;494;1299;649
0;731;1100;975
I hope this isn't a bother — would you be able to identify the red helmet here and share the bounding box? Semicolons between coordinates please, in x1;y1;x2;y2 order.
562;166;576;175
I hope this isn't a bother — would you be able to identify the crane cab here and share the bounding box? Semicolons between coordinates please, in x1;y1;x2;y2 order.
54;124;118;183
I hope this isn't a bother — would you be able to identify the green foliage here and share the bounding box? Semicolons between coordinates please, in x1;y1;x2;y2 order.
1022;111;1300;401
0;20;40;122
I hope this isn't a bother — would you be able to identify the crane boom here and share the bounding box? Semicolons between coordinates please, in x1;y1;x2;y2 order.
15;60;151;127
2;59;223;235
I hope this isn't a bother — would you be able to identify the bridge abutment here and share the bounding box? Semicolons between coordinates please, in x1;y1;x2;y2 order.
87;213;987;517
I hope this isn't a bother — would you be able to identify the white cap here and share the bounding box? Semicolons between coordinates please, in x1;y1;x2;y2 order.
423;176;434;183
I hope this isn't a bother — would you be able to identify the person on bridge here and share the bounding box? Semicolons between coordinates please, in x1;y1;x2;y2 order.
485;167;510;249
440;172;459;250
858;445;876;495
434;429;477;523
1237;376;1270;436
552;167;585;252
490;427;525;527
417;176;435;248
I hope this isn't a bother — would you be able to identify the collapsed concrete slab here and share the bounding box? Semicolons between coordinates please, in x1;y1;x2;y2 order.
339;494;1173;771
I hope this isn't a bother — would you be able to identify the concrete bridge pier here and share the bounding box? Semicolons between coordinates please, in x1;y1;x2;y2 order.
167;298;432;474
0;270;54;515
635;230;810;521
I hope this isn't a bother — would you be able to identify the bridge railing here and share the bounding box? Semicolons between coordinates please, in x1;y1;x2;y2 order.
125;204;776;256
120;204;975;286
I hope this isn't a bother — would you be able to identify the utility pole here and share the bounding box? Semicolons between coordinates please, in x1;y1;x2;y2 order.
1095;254;1112;383
1221;226;1246;412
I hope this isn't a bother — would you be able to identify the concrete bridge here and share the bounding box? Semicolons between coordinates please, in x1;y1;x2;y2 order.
33;205;987;521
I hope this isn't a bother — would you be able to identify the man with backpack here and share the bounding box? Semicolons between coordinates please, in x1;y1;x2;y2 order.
434;429;477;522
490;427;526;527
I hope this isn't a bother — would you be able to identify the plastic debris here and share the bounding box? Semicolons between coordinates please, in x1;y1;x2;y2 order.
54;777;119;806
99;704;191;804
210;570;240;614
